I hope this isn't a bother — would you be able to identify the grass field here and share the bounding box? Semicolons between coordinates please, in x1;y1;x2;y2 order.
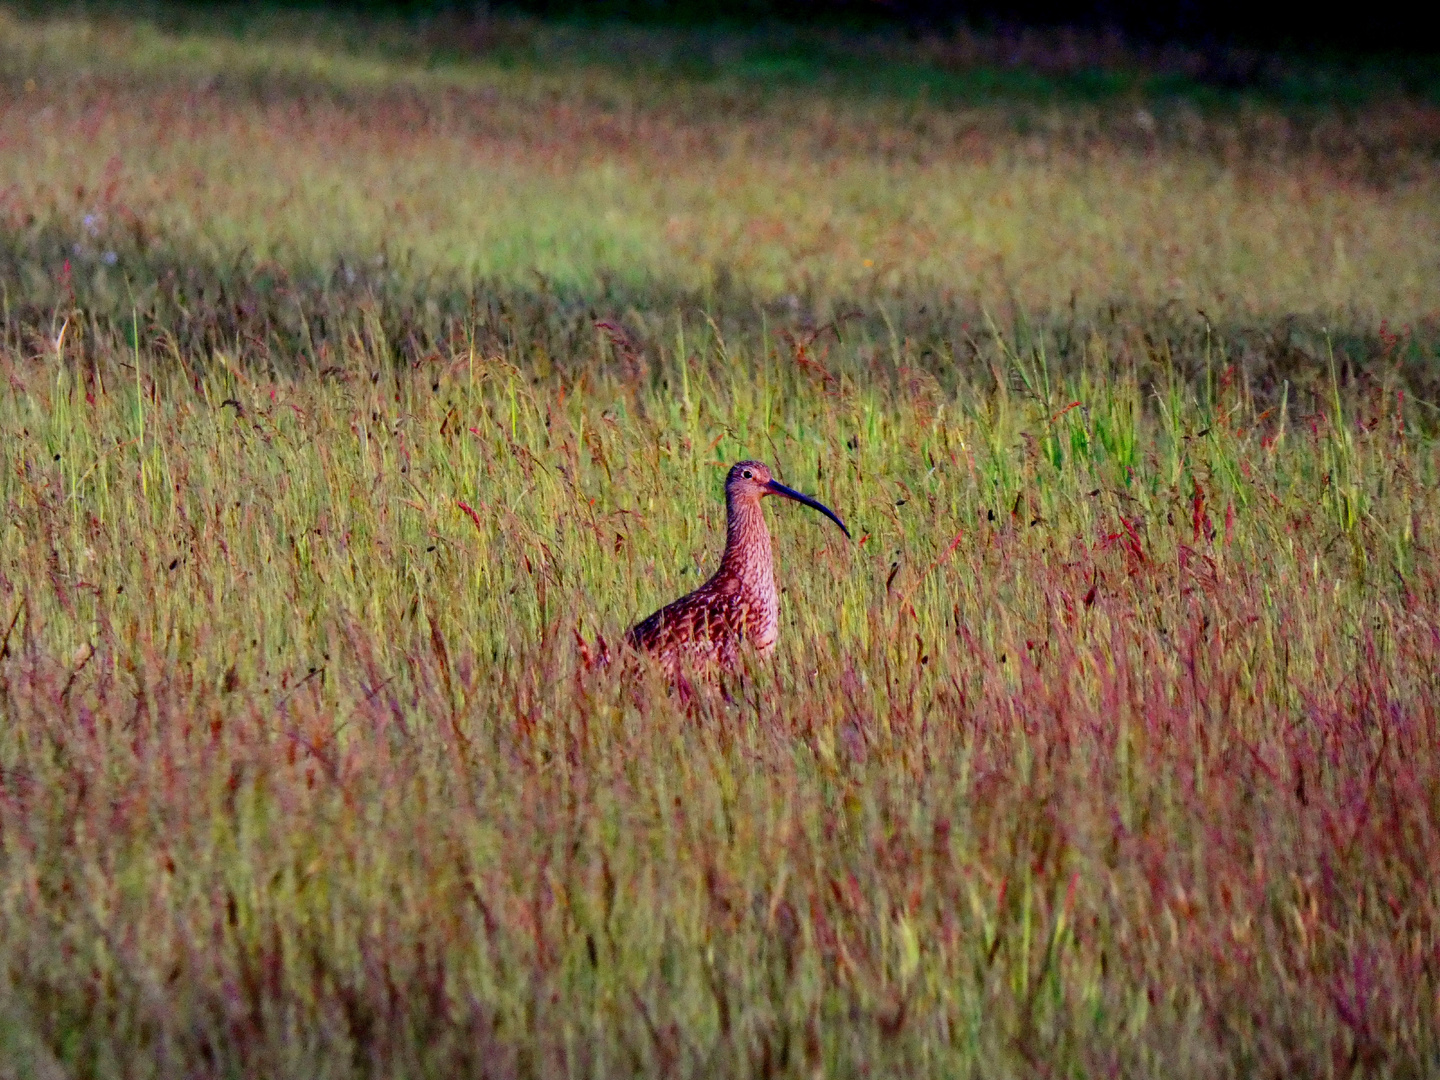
2;6;1440;1078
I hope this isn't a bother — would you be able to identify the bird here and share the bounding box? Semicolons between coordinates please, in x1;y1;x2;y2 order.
626;460;850;667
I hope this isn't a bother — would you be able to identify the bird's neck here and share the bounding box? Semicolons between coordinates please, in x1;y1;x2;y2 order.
719;493;773;587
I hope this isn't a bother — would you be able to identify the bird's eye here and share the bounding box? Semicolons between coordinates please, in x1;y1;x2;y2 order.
742;470;752;479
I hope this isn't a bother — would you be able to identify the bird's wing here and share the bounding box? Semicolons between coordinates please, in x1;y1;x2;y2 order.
625;586;749;657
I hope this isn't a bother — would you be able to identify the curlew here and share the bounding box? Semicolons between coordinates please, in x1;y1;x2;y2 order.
626;461;849;667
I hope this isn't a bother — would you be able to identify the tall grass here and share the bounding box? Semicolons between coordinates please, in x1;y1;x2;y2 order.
4;298;1439;1076
1;6;1439;1078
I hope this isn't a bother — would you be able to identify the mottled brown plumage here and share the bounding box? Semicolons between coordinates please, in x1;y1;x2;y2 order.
626;461;849;667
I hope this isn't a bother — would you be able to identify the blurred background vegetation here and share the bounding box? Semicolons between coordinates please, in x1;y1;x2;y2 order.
1;4;1438;1077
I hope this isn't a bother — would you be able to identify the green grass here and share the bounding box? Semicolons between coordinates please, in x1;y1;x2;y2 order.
10;3;1440;107
1;6;1439;1078
4;7;1440;318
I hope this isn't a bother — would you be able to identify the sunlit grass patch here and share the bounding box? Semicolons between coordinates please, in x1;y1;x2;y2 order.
3;6;1439;319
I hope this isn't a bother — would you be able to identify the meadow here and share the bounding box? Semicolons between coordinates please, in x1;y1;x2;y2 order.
2;6;1440;1077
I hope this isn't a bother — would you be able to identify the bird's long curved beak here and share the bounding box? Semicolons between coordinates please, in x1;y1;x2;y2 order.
764;479;851;539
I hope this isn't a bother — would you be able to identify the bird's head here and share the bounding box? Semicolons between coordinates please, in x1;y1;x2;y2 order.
726;460;850;539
